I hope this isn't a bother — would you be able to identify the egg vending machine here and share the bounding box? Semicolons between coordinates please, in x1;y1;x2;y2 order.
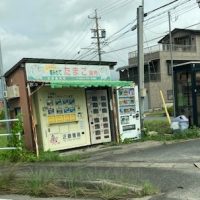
86;89;112;145
34;87;91;151
116;85;141;140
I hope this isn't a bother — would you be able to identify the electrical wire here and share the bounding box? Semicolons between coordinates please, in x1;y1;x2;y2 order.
106;44;128;64
145;3;198;30
98;0;136;16
145;0;192;21
54;19;93;59
59;0;199;62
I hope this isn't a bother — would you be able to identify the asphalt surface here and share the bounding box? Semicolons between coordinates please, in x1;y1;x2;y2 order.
88;139;200;163
1;139;200;199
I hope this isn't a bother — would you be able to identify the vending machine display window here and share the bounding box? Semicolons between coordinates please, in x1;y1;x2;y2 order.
45;94;77;124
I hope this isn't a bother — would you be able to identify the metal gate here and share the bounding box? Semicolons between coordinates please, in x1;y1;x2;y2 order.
86;90;111;144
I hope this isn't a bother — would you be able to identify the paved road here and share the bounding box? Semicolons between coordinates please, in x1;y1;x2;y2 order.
85;139;200;199
88;139;200;163
1;139;200;199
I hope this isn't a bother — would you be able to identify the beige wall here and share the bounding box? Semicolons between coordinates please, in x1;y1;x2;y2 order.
6;67;34;150
195;35;200;55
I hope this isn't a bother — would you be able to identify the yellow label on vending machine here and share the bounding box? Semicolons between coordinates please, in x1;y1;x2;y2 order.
48;116;55;124
70;114;76;121
55;115;64;123
64;114;70;122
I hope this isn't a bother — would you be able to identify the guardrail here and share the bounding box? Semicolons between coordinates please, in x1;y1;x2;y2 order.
0;119;21;150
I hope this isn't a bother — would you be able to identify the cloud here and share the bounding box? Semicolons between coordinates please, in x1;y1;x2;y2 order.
0;0;199;73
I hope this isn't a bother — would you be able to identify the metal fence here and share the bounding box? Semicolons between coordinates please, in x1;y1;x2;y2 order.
0;119;21;150
128;44;197;59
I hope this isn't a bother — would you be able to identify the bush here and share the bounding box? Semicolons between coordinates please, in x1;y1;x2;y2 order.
6;114;24;162
0;110;5;120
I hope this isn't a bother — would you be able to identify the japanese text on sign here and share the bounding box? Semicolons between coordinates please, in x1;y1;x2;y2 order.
25;63;111;81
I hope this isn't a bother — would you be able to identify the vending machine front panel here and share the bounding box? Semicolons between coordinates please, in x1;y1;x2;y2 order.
35;87;91;151
86;90;111;144
117;86;141;140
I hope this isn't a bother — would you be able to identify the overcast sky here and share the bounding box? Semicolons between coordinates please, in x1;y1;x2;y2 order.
0;0;199;77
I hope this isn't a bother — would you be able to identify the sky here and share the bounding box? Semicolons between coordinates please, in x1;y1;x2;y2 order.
0;0;200;79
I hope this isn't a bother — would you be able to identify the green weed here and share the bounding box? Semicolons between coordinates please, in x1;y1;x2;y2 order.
141;181;158;196
144;120;172;135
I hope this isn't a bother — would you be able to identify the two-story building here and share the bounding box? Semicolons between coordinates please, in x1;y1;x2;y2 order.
118;28;200;111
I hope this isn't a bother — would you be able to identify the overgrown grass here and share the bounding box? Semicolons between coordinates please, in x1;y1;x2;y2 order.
144;120;172;135
117;120;200;144
0;136;8;147
0;125;9;147
0;150;90;163
141;181;158;196
142;120;200;142
0;168;157;199
22;170;57;197
145;110;165;117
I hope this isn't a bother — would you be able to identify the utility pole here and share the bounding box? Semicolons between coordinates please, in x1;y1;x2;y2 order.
95;9;101;62
168;11;173;75
0;42;10;132
89;9;106;62
137;5;144;129
168;11;175;116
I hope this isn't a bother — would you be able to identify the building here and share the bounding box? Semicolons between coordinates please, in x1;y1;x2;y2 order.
4;58;138;151
173;61;200;126
118;28;200;111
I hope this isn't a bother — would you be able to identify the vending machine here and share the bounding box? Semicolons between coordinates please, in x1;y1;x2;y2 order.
33;87;91;151
86;89;112;144
116;85;141;140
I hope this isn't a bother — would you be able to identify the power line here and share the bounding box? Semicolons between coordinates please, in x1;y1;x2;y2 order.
145;0;193;25
65;0;198;62
99;0;135;16
54;19;92;59
102;35;166;55
82;1;198;59
67;0;136;61
145;3;198;30
145;0;179;16
102;0;189;49
105;19;136;41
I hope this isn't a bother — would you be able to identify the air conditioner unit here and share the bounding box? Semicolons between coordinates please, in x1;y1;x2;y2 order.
7;85;20;99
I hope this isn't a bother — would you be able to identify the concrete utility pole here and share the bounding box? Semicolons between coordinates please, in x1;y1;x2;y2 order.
0;42;10;132
95;9;101;62
168;11;173;75
168;11;175;116
137;5;144;128
89;9;106;62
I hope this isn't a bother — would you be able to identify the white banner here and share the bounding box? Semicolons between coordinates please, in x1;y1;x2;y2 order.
25;63;111;81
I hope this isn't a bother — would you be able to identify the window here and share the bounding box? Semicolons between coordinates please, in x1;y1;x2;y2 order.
167;90;173;100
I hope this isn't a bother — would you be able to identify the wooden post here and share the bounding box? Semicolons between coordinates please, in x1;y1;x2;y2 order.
27;84;39;157
112;88;120;144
